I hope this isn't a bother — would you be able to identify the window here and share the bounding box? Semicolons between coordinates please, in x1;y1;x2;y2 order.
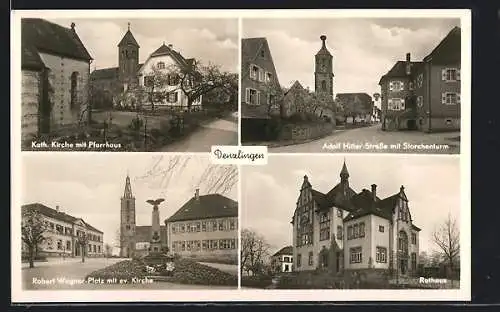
389;80;404;92
337;209;343;218
196;222;201;232
181;241;186;251
283;256;290;262
201;222;207;232
246;88;260;105
126;225;130;230
359;222;365;238
167;74;179;86
411;252;417;272
350;247;362;264
347;225;353;240
260;50;265;58
417;96;424;108
144;76;154;87
411;233;417;245
157;62;165;69
398;231;409;256
202;240;208;250
353;224;359;239
409;81;414;90
66;241;71;250
258;69;265;82
180;223;185;233
442;92;460;105
93;245;96;252
230;239;236;249
337;226;343;240
57;240;63;250
442;68;460;81
388;98;405;110
376;247;387;263
379;225;385;233
267;93;275;105
229;219;236;230
70;72;78;109
445;119;452;125
308;252;313;266
98;245;101;253
218;220;224;231
168;91;178;103
266;72;272;83
212;221;218;231
250;65;259;80
319;212;330;241
172;224;177;234
417;74;423;88
297;254;301;267
321;80;327;91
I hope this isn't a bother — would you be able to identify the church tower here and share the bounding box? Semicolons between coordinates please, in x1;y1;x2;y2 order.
120;174;136;258
118;23;140;91
314;35;334;98
340;160;350;199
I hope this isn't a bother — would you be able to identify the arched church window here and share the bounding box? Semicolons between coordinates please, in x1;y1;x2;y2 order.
321;80;327;91
70;72;78;109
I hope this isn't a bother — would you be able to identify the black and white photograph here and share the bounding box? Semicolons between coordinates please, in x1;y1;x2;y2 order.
241;155;461;290
19;153;238;290
240;18;465;154
19;16;239;152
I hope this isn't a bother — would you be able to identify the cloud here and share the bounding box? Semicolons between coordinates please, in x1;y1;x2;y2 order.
46;18;238;72
243;18;460;96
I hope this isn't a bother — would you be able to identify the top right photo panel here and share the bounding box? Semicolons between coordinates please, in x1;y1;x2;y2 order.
241;15;468;154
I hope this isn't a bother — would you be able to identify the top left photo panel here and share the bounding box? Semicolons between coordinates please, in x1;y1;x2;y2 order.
15;12;239;152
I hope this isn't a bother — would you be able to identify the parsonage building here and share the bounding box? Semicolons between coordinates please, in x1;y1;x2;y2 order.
291;162;421;278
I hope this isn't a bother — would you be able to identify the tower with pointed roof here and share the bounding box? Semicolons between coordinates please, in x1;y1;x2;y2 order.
120;173;136;258
314;35;334;98
118;22;140;90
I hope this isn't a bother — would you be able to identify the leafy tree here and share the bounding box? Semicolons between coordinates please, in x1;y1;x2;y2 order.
21;208;47;268
241;228;271;276
139;66;170;112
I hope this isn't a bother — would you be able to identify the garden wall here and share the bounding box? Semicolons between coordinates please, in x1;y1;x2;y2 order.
278;122;334;141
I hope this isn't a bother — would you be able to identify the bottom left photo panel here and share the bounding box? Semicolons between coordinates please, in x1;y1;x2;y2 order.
17;153;239;291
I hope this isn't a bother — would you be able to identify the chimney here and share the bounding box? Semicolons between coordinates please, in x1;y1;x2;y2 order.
70;22;75;31
320;35;327;48
168;44;173;49
371;184;377;200
55;205;60;212
195;188;200;200
405;53;411;75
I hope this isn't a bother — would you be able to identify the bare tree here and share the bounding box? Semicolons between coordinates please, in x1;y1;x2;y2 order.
137;65;170;112
432;213;460;275
21;208;47;268
241;228;271;276
76;232;89;263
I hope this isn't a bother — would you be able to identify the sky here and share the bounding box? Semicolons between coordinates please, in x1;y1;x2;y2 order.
21;154;238;250
241;155;461;255
47;18;239;72
243;18;461;108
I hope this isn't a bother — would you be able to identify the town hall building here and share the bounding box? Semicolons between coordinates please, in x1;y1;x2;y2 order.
291;161;421;278
91;23;202;111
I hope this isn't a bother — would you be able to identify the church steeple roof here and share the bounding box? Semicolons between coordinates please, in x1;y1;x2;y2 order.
316;35;332;56
123;174;134;199
340;159;349;180
118;23;140;48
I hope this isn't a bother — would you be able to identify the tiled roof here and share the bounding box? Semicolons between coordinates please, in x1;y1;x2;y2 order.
118;29;140;47
21;18;92;70
135;225;168;243
148;43;191;69
242;37;267;63
378;61;424;85
272;245;293;257
22;203;103;233
424;26;461;64
165;194;238;223
343;191;399;222
91;63;144;80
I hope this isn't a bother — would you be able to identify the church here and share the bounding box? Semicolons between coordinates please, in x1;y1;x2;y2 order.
91;23;202;111
119;174;168;258
282;35;335;122
291;161;421;278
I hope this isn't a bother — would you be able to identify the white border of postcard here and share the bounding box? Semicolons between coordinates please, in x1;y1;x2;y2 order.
11;9;471;302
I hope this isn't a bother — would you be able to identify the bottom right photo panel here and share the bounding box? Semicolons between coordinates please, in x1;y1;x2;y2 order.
241;155;461;290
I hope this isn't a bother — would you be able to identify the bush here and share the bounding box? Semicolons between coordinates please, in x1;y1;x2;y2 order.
159;257;237;286
128;116;144;131
241;275;273;288
85;260;147;280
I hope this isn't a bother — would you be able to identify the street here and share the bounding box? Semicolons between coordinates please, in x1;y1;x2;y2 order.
270;124;460;154
21;257;236;290
159;117;238;152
